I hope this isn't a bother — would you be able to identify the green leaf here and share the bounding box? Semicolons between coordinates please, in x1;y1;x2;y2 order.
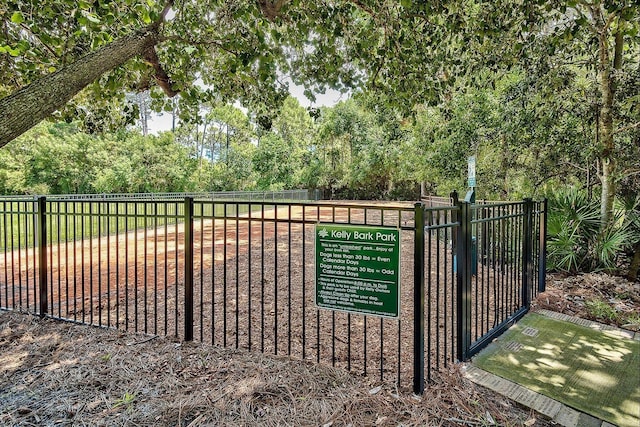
16;40;31;53
141;10;152;25
84;12;101;24
11;11;25;24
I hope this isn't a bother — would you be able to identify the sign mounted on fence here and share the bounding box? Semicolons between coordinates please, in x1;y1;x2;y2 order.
315;224;401;318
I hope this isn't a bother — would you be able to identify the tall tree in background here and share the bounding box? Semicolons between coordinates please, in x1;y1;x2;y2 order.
0;122;197;194
253;97;314;189
521;1;639;228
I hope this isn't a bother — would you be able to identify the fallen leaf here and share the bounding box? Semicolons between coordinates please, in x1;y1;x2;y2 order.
369;385;382;395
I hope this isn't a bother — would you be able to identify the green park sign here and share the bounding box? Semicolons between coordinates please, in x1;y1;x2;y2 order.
315;224;401;318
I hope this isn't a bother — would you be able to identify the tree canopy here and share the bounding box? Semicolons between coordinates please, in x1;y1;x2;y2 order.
1;0;639;230
0;0;563;146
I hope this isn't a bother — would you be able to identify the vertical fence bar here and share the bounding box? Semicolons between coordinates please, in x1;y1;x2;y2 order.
16;203;22;309
37;196;47;317
287;204;292;356
456;201;472;361
538;199;548;293
522;199;533;308
413;203;425;394
247;203;252;350
143;203;148;334
184;197;194;341
2;201;7;309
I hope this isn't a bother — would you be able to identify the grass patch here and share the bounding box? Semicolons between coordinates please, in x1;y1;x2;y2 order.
474;313;640;427
0;199;268;251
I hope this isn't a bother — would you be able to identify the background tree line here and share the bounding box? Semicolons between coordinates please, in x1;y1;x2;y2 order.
2;66;638;201
0;1;638;277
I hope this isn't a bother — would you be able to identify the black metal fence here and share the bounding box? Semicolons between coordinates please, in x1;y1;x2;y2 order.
0;195;546;394
36;189;316;202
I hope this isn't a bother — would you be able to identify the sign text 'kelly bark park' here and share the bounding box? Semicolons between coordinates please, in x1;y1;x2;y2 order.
315;224;401;318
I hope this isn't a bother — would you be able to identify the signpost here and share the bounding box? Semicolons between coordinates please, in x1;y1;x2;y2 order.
467;155;476;188
315;224;401;318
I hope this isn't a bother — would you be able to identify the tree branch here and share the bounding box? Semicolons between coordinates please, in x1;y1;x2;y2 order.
614;121;640;135
563;160;590;173
159;0;175;22
0;29;161;147
18;23;59;59
143;45;179;97
601;8;617;35
619;168;640;179
152;0;175;30
258;0;287;21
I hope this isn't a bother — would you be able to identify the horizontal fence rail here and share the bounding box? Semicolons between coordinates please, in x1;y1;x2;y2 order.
0;194;546;394
0;189;316;202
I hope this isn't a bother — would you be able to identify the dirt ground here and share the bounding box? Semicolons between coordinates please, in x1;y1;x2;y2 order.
0;310;549;426
1;203;457;387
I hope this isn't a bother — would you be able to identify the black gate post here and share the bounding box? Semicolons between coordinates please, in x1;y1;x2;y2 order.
538;199;548;293
37;196;47;317
456;201;472;361
413;202;425;394
184;197;194;341
522;199;533;308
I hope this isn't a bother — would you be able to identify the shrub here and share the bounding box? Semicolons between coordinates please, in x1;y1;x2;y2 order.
547;188;635;274
584;299;618;323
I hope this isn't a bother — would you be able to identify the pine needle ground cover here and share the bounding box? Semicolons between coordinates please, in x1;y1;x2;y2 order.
474;313;640;427
0;311;549;426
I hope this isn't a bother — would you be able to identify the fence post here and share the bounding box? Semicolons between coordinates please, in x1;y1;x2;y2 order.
184;197;194;341
456;201;472;361
538;199;548;293
37;196;47;317
450;190;459;249
413;202;425;394
522;198;533;307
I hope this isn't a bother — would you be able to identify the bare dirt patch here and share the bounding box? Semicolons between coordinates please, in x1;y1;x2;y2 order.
0;311;550;426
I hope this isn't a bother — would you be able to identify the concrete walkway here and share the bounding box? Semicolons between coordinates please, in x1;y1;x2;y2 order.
464;309;640;427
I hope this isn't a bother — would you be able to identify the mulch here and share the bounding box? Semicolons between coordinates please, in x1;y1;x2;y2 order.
533;272;640;330
0;310;548;426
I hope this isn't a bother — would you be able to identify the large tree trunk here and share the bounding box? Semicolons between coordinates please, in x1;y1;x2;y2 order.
0;29;160;148
595;6;619;229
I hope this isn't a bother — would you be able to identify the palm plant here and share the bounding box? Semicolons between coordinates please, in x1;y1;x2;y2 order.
547;188;635;274
618;195;640;280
